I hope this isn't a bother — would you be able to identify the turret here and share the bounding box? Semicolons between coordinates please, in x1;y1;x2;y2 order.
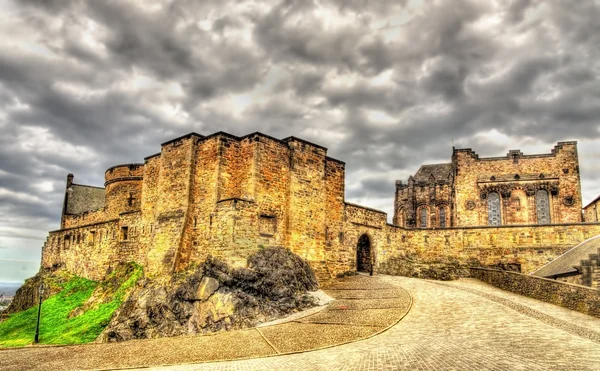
104;164;144;216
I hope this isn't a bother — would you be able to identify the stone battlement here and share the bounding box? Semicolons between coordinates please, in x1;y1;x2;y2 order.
42;132;600;287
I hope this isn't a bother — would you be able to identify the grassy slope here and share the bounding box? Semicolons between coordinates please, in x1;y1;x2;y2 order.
0;264;142;347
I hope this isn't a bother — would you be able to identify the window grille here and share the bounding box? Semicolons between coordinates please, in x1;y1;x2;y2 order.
487;192;501;226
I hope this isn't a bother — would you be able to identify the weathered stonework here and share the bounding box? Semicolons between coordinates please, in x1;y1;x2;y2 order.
41;132;600;286
584;195;600;223
470;268;600;317
394;142;583;228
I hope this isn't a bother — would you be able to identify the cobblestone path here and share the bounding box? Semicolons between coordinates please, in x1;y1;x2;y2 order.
153;276;600;371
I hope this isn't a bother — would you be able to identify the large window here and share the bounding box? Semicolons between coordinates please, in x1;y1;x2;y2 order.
439;207;446;228
487;192;502;226
536;189;551;224
420;208;427;228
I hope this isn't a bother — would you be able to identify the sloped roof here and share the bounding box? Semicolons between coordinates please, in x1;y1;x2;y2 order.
532;235;600;278
413;163;454;182
583;194;600;210
65;184;106;215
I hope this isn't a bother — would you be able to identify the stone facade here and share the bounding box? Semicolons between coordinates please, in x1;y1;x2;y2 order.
584;195;600;223
41;132;600;285
43;132;348;280
394;142;583;228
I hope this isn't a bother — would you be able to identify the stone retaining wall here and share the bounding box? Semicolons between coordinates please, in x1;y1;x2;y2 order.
469;267;600;318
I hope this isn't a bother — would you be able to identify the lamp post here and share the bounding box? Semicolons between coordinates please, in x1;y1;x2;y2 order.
34;282;45;344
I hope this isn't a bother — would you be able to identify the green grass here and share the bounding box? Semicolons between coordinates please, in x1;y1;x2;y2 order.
0;263;142;347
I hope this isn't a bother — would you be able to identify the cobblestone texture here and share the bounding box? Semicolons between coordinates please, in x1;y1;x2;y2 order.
151;275;600;371
3;276;600;371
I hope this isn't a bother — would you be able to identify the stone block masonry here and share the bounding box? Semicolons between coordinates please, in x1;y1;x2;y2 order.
41;131;600;284
470;268;600;317
395;142;583;228
584;194;600;223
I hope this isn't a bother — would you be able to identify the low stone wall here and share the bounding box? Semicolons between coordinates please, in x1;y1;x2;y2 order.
470;267;600;318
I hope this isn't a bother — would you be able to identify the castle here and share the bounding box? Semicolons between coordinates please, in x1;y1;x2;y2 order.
41;132;600;284
394;143;583;228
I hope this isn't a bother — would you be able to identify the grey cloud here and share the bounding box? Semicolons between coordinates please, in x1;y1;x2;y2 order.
0;0;599;270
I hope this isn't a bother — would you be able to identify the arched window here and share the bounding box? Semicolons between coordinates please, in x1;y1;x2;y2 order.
536;189;551;224
439;207;447;228
487;192;502;226
420;208;427;228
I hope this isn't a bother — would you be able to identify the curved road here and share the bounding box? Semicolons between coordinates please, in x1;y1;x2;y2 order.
151;276;600;371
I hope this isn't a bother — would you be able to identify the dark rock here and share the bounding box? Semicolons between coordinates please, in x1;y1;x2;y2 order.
99;247;319;342
4;266;66;314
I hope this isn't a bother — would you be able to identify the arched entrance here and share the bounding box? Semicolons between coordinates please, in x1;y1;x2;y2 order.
356;234;372;273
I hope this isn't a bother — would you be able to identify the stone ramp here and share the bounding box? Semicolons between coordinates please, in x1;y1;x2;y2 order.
0;275;411;371
532;234;600;280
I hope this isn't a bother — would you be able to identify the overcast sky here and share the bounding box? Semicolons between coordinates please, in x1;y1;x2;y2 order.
1;0;599;283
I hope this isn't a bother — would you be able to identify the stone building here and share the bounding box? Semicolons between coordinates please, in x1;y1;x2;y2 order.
394;142;583;228
584;195;600;223
41;132;600;286
44;132;357;280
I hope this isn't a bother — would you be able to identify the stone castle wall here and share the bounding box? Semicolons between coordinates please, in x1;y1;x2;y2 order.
376;223;600;275
584;197;600;223
41;132;600;284
453;142;582;227
470;268;600;317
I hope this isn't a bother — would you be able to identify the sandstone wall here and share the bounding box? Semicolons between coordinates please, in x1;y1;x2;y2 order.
453;142;582;227
584;197;600;223
470;268;600;317
186;135;219;267
322;158;346;277
286;138;328;263
104;164;144;218
42;220;120;280
145;135;197;276
253;135;291;249
63;208;108;229
376;223;600;274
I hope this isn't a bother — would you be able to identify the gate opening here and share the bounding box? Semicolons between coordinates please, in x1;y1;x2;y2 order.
356;234;372;273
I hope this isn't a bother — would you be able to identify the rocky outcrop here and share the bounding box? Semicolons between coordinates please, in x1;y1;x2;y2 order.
4;267;68;314
99;247;319;342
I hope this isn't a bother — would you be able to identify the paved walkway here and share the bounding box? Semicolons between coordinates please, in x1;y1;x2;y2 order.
0;275;411;371
2;275;600;370
146;276;600;371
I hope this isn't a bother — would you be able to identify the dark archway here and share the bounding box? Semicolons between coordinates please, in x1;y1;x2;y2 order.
356;234;372;273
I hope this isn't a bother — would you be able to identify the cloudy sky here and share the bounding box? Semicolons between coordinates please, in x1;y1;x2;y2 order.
1;0;599;283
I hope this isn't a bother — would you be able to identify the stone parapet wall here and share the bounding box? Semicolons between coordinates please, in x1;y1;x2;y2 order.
380;223;600;274
63;208;108;229
104;163;144;184
469;267;600;317
43;220;120;280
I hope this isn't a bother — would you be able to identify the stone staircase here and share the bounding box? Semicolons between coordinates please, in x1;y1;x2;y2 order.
533;235;600;288
580;248;600;288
